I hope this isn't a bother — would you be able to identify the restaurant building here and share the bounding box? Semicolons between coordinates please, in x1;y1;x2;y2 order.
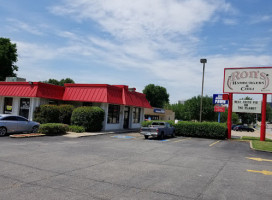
0;82;151;131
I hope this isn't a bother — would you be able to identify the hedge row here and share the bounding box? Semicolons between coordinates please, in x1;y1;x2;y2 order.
39;123;69;136
174;121;227;139
141;120;227;139
34;104;74;124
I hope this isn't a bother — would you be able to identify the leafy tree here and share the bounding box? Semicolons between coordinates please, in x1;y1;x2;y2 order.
220;109;239;124
183;95;217;121
165;103;185;120
59;78;75;86
43;78;75;86
143;84;169;108
0;38;18;81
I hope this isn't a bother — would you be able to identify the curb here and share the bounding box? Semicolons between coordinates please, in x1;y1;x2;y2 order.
10;133;45;138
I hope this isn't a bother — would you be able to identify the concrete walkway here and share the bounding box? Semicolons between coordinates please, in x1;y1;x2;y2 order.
64;129;139;138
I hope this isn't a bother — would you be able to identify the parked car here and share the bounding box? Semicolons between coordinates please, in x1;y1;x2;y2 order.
0;114;40;136
232;124;238;130
140;121;175;139
233;125;254;132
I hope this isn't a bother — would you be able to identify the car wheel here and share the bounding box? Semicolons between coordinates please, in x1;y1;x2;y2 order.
0;127;7;136
31;126;39;133
159;132;164;140
172;131;176;138
144;135;149;139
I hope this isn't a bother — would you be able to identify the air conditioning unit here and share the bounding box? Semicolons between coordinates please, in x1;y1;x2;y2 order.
5;77;26;82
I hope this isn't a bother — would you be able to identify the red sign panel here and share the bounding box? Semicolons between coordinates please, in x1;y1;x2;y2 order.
214;106;225;112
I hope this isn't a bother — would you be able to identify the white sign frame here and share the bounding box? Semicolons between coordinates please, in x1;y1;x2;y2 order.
232;100;262;114
224;67;272;94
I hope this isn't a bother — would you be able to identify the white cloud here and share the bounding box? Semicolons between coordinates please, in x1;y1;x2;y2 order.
7;18;44;36
50;0;232;39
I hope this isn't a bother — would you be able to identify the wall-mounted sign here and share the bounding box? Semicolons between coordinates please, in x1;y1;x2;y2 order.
153;108;165;114
213;94;228;104
214;106;225;112
233;100;261;114
224;67;272;94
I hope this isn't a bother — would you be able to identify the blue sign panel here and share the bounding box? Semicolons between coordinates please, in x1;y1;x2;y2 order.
213;94;228;105
154;108;165;114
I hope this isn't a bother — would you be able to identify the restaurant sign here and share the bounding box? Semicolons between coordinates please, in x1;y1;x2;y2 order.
232;100;261;114
224;67;272;94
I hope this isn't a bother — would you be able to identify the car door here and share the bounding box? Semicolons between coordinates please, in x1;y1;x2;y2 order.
16;116;30;132
1;116;18;133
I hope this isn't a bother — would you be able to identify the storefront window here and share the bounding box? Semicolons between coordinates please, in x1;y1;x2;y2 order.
133;107;141;123
19;98;30;119
107;104;120;124
3;97;13;114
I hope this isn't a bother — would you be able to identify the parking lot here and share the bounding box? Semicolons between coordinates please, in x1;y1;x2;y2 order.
0;133;272;200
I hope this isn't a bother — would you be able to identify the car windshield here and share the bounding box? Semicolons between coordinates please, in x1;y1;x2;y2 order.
152;122;165;126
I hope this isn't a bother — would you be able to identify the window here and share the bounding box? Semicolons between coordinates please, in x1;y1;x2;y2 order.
16;116;28;121
3;97;13;114
83;102;93;106
107;104;120;124
19;98;30;119
2;116;17;121
133;107;141;123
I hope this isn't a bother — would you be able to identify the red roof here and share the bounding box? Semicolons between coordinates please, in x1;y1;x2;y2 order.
0;82;151;108
0;82;64;100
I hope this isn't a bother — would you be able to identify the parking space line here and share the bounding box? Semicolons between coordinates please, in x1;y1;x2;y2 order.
247;170;272;175
172;137;191;143
209;140;221;147
246;157;272;162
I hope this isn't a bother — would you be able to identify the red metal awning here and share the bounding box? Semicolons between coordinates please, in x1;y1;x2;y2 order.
0;82;151;108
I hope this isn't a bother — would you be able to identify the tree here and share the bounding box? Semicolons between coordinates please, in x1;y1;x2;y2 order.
43;78;75;86
183;95;217;121
220;109;239;124
165;103;185;120
143;84;169;108
0;38;18;81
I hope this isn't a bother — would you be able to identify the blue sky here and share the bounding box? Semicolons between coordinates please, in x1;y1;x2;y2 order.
1;0;272;103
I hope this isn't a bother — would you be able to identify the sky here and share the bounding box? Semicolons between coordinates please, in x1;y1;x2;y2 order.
1;0;272;103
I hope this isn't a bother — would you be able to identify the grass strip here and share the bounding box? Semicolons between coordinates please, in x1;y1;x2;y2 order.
241;136;272;152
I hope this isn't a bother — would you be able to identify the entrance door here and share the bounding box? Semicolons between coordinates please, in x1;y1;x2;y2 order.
123;106;130;129
19;98;30;119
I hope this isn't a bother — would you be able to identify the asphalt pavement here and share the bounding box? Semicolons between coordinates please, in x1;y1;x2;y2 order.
0;133;271;200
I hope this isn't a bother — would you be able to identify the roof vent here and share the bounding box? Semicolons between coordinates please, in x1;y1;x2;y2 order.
128;88;136;92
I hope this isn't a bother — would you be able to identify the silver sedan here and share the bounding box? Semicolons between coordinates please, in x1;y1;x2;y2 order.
0;114;40;136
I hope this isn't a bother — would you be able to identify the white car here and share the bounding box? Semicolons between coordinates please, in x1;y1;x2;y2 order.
0;114;40;136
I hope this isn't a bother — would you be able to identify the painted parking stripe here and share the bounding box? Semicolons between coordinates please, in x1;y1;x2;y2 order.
172;138;191;143
209;140;221;147
111;135;135;139
246;157;272;162
247;170;272;175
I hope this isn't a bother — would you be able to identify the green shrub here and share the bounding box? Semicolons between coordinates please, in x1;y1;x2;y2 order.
71;106;105;132
68;125;85;133
38;123;69;136
141;120;175;127
33;104;75;124
174;121;227;139
34;105;59;124
59;104;74;124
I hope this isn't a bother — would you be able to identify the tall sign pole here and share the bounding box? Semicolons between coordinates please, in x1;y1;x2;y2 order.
260;94;267;141
200;58;207;122
227;93;233;139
